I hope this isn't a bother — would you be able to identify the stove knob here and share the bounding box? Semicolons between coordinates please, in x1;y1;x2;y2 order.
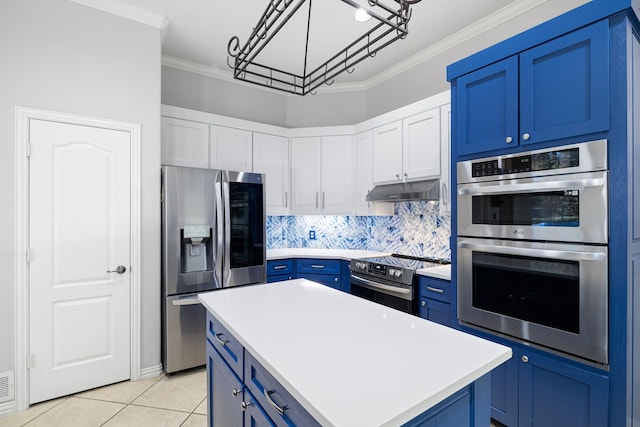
395;270;403;278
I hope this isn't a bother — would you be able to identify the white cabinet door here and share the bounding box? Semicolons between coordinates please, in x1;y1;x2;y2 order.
291;137;322;214
372;121;403;184
253;133;290;215
353;131;394;216
209;125;253;171
161;117;209;168
403;108;441;180
440;104;451;215
321;135;353;214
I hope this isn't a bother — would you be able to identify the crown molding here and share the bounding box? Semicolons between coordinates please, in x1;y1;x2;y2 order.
69;0;170;35
162;0;551;95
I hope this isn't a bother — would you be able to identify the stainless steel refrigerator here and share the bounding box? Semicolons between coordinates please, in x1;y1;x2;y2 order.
161;165;266;373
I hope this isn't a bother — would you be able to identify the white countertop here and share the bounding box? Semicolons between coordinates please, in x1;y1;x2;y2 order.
199;279;511;427
267;248;390;261
417;264;452;281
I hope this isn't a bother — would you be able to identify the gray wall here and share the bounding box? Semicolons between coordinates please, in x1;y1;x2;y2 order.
161;0;589;128
0;0;162;377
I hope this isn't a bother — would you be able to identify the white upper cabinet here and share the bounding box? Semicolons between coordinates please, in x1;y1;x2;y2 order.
253;133;290;215
403;108;441;180
290;135;352;215
372;121;403;184
209;125;253;172
440;104;452;215
161;117;209;168
354;130;394;216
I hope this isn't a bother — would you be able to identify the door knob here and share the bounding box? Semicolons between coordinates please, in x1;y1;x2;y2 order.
107;265;126;274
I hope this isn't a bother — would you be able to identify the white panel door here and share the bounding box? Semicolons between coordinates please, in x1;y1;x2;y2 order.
290;137;321;214
353;131;394;216
209;125;253;171
403;108;441;180
321;135;352;214
28;119;131;404
372;121;402;184
253;133;290;215
161;117;209;168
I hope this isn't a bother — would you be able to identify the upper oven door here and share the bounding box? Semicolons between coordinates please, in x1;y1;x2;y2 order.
457;237;608;365
457;171;608;244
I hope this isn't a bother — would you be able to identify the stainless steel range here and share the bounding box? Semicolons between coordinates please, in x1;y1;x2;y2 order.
349;255;450;314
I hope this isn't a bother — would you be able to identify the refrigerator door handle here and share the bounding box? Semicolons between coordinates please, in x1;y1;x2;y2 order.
170;296;201;306
222;171;231;288
214;171;224;289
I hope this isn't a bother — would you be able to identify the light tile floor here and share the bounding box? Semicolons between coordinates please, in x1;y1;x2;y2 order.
0;367;207;427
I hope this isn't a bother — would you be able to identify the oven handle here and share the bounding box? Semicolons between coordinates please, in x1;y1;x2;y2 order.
458;241;606;261
350;273;412;300
457;177;605;196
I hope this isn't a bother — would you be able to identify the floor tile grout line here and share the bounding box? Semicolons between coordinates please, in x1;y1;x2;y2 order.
21;396;70;426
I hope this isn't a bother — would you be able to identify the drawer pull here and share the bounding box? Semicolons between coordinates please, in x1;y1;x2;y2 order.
241;401;252;411
426;286;444;294
310;265;325;269
264;389;289;415
232;388;241;397
214;333;229;347
273;265;287;270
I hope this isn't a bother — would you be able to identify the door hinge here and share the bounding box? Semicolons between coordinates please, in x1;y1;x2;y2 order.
26;143;31;158
26;354;33;369
26;248;31;263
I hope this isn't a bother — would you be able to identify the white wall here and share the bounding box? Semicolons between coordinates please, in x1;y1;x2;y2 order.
0;0;162;378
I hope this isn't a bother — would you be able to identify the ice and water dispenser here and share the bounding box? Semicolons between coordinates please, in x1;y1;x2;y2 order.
181;224;212;273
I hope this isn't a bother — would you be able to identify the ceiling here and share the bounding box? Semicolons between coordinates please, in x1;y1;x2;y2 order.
70;0;572;92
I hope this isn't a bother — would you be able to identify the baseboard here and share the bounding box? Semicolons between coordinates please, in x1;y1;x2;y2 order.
139;364;163;380
0;400;15;417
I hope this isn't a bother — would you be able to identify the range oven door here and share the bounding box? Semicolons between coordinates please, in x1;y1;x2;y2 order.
457;171;608;244
457;237;608;365
350;273;415;314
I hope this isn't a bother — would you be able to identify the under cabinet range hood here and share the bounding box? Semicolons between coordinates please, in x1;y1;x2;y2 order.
366;179;440;202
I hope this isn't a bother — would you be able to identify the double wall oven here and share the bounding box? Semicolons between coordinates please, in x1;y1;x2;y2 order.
457;140;609;366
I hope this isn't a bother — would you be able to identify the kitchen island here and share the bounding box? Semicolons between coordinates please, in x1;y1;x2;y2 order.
199;279;511;426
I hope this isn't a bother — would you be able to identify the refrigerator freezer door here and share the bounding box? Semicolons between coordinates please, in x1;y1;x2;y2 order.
163;293;206;373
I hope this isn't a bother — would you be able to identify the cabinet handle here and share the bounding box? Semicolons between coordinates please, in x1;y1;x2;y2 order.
241;401;252;411
404;172;408;177
334;277;338;282
442;182;448;204
214;333;229;347
315;192;319;209
521;355;529;363
232;388;241;397
273;265;287;270
505;136;513;143
311;265;325;269
426;286;444;294
421;300;426;307
284;191;288;208
264;389;289;415
322;192;325;209
396;173;400;178
522;133;530;141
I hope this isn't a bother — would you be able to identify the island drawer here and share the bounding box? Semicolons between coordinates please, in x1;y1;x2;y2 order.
267;260;294;276
295;259;341;275
206;312;244;378
419;277;451;303
245;351;320;427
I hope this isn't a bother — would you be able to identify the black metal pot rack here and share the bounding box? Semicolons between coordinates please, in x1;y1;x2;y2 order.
227;0;420;95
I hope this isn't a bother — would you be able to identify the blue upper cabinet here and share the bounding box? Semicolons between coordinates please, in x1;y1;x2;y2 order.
455;20;609;157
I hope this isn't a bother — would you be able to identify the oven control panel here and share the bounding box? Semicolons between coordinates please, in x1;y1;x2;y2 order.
471;146;580;177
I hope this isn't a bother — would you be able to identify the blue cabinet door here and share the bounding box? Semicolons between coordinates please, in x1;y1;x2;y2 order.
207;341;244;427
244;389;276;427
455;20;609;157
518;350;609;427
419;298;451;327
266;274;293;283
490;346;519;427
455;56;519;156
519;20;609;146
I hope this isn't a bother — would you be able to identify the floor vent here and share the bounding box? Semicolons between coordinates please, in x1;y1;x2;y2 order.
0;371;14;403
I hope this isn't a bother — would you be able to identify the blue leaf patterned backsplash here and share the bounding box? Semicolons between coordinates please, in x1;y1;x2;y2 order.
266;201;451;261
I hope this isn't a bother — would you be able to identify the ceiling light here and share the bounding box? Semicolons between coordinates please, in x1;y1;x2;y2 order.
227;0;422;96
354;8;371;22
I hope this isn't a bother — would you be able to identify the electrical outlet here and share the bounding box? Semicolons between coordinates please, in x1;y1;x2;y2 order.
309;230;316;240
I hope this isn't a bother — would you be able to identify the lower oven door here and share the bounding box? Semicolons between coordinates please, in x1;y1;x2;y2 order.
350;273;415;314
458;237;608;365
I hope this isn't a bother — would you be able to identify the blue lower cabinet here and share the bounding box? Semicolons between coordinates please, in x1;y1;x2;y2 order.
267;260;294;283
476;331;609;427
243;389;275;427
418;277;452;327
266;274;293;283
419;298;451;327
295;258;344;291
518;350;609;427
206;340;244;427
